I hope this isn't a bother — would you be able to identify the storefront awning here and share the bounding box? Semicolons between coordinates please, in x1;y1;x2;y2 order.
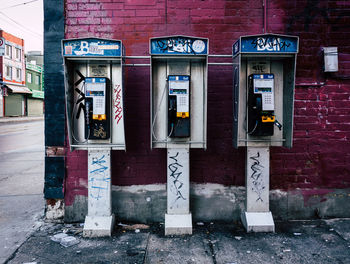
4;84;32;94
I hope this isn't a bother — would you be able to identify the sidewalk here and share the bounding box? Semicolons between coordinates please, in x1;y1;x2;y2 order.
5;218;350;264
0;116;44;124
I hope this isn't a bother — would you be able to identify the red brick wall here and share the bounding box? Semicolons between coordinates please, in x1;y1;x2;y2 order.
64;0;350;205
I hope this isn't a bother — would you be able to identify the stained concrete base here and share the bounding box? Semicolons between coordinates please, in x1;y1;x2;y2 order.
165;213;192;235
241;211;275;233
64;184;350;223
83;214;115;237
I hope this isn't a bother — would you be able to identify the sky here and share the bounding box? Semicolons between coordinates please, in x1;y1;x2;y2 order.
0;0;43;53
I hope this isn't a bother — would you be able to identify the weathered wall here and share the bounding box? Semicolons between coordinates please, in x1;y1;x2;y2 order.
61;0;350;220
44;0;65;199
65;184;350;223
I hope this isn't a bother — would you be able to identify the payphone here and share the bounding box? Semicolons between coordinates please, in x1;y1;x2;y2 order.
150;35;208;235
62;37;126;150
150;35;208;149
168;75;190;138
233;34;299;233
62;38;126;237
247;74;282;136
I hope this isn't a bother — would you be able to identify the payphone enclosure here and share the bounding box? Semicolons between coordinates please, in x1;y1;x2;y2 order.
150;36;209;149
62;38;126;151
232;34;299;148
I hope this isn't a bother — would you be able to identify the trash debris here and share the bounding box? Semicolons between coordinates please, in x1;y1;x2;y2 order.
118;223;150;230
135;229;140;233
246;250;251;254
76;250;81;254
197;222;204;226
51;233;68;243
60;236;80;247
283;249;291;252
329;228;334;231
146;197;151;202
293;232;302;236
234;236;242;241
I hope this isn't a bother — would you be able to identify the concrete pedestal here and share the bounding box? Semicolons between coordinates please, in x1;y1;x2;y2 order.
165;147;192;235
83;215;115;237
165;213;192;235
83;149;114;237
241;212;275;232
242;146;275;232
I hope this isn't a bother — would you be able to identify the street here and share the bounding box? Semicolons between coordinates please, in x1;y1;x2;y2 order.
0;119;45;263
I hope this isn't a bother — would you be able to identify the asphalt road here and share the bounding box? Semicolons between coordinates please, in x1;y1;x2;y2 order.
0;120;45;264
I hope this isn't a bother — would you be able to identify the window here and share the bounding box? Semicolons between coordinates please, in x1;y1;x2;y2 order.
16;68;22;81
27;72;32;83
15;48;21;61
35;75;40;85
5;44;12;58
5;66;12;79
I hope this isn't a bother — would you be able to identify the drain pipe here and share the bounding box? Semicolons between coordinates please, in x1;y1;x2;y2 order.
263;0;267;33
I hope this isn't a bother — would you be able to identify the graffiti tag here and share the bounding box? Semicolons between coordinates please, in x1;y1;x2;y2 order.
113;84;123;124
249;152;265;202
155;38;205;54
168;152;186;206
251;37;291;52
89;154;110;200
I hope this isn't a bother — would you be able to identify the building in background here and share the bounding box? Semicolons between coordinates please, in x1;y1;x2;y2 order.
26;61;44;116
26;50;43;66
0;29;31;117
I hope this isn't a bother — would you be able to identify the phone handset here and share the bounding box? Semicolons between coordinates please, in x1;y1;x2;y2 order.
168;95;177;137
84;98;92;139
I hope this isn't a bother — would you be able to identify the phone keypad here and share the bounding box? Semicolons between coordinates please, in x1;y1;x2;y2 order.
264;94;273;105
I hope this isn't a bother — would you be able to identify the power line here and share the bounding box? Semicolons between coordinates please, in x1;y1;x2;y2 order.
2;0;40;10
0;11;42;39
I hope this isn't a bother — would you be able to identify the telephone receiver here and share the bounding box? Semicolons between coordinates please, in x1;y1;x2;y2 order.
84;98;92;139
255;96;262;112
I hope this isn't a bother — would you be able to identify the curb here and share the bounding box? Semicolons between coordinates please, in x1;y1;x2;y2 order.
0;116;44;124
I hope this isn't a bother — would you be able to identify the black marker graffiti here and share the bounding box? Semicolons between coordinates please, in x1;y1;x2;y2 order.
74;70;86;119
250;152;265;202
251;37;291;51
155;38;196;54
168;152;186;205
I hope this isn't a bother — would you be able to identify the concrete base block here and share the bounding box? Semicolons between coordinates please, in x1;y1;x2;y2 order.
83;214;115;237
241;211;275;233
165;213;192;235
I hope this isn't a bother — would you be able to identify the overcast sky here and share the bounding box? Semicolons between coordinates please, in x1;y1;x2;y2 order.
0;0;43;53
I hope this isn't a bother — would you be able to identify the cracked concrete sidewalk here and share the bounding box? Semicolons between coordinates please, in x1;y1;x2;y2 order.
5;218;350;264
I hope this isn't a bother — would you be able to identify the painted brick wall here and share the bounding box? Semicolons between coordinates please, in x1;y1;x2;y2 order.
63;0;350;205
44;0;65;199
